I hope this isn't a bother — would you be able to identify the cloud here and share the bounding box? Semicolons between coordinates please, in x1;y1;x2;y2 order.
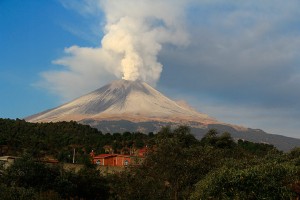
40;46;121;100
41;0;190;100
158;0;300;136
191;97;300;138
160;1;300;107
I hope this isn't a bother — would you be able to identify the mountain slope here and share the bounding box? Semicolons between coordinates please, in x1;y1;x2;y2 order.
26;80;219;125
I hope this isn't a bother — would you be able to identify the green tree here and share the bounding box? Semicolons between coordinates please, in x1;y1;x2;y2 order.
237;139;278;156
200;129;236;149
0;184;37;200
190;162;300;200
3;155;59;191
1;155;109;199
110;126;218;200
72;167;109;199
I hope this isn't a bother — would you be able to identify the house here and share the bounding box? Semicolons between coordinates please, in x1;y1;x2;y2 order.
138;147;148;157
90;146;148;167
92;154;131;166
39;157;59;164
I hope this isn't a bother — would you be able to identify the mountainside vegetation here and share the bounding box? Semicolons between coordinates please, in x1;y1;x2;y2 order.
0;118;149;162
1;118;300;199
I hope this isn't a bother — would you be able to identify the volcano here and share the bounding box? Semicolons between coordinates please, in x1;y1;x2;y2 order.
27;80;218;125
26;80;300;151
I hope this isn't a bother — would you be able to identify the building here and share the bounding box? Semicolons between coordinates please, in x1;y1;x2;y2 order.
92;154;131;166
90;146;148;167
138;147;148;157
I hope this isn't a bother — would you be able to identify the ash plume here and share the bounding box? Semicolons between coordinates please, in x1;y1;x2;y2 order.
100;0;189;83
40;0;190;99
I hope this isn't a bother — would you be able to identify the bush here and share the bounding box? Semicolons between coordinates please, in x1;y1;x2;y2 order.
190;163;300;199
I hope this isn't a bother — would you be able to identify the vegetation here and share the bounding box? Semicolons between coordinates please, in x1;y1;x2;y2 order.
0;155;109;199
1;118;300;199
0;118;149;162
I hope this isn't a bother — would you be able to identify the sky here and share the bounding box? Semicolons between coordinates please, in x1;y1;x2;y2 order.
1;0;300;138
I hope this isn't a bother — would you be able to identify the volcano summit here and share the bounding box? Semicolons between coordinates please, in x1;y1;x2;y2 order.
27;80;219;126
26;80;300;151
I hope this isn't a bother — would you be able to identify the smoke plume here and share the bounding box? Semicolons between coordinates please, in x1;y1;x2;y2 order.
100;0;189;83
41;0;189;99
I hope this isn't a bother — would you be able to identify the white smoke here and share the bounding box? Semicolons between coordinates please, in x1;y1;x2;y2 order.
41;0;189;99
100;0;189;83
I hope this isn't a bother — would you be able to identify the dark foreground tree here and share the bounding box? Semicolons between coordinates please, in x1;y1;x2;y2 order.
190;162;300;200
110;126;241;200
0;155;109;199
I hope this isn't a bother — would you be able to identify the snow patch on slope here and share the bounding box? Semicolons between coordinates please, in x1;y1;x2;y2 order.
26;80;218;125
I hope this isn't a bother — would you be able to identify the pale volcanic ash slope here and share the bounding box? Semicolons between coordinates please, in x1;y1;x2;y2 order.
26;80;219;126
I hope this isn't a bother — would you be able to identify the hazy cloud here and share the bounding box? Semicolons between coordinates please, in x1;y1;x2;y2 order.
41;0;190;100
40;46;120;99
158;0;300;136
160;1;300;106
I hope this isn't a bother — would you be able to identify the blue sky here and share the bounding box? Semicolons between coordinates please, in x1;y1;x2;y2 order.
0;0;86;116
1;0;300;138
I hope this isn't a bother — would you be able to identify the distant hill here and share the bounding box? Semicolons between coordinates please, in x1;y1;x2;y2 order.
82;119;300;151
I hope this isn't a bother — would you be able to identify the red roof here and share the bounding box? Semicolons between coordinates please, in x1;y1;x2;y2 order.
93;154;116;159
93;154;132;159
139;148;147;153
116;154;131;158
139;147;148;154
42;159;59;164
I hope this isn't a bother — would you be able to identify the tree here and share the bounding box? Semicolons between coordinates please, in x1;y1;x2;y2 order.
0;184;37;200
3;155;59;191
72;167;109;199
110;126;215;200
200;129;236;149
190;162;300;199
1;155;109;199
237;139;278;156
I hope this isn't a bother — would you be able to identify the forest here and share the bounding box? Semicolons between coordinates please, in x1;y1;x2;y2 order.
1;118;300;199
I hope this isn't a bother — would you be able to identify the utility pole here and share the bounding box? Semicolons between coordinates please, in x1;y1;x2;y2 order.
72;148;75;164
